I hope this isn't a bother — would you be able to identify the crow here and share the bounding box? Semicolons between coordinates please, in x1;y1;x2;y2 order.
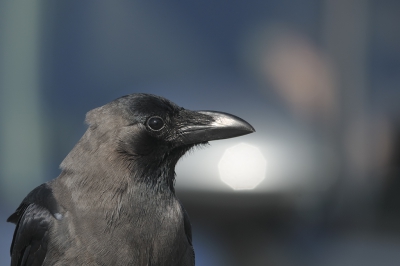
7;93;254;265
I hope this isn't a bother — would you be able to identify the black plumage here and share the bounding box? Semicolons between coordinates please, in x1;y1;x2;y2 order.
7;93;254;265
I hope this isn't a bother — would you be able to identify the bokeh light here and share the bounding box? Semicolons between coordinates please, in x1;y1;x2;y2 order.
218;143;266;190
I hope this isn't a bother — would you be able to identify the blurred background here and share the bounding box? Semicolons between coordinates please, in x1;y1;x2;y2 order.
1;0;400;265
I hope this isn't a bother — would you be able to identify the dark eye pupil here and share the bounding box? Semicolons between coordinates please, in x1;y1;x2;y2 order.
147;117;164;131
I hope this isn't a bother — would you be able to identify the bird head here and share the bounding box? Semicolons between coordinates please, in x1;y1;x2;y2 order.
62;93;254;190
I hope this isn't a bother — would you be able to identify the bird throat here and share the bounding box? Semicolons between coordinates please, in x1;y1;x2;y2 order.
131;145;194;193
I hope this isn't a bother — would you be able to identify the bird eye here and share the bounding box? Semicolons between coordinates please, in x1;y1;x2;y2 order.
147;116;165;131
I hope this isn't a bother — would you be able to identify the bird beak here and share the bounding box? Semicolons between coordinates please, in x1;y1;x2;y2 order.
178;110;255;145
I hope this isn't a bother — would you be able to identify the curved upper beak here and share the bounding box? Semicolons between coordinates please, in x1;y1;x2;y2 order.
177;110;255;145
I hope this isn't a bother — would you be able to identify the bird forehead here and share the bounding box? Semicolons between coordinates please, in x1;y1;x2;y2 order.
87;94;183;127
128;96;180;120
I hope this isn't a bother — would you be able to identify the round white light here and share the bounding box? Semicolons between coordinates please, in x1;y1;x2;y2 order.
218;143;266;190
